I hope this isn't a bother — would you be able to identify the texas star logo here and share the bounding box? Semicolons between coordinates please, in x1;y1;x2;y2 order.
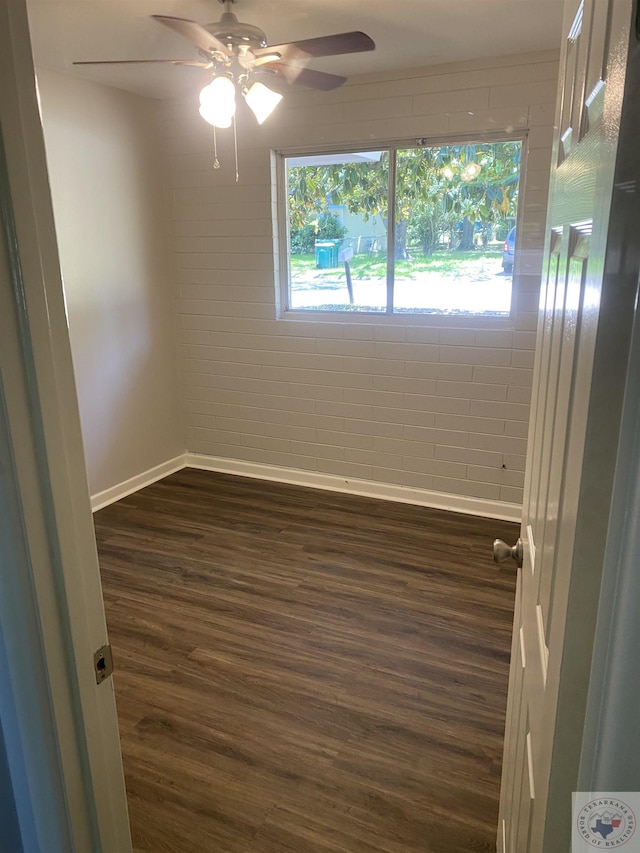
577;798;636;847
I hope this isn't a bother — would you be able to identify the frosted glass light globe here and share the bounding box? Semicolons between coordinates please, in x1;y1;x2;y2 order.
198;76;236;128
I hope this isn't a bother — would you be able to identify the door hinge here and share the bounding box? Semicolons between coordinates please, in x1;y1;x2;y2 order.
93;644;114;684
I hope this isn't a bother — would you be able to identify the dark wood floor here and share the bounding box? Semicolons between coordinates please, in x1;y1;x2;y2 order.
94;468;518;853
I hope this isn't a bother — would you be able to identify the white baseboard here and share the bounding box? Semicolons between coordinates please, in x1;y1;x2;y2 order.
92;452;522;522
91;454;187;512
184;453;522;523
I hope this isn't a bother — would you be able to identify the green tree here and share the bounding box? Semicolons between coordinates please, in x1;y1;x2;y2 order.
290;214;347;254
287;142;521;260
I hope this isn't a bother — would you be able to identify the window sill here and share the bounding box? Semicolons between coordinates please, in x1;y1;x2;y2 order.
278;307;516;328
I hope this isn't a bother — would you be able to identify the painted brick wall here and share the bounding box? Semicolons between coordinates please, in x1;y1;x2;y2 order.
156;50;559;510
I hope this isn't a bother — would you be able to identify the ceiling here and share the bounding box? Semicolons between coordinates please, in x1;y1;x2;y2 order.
26;0;565;101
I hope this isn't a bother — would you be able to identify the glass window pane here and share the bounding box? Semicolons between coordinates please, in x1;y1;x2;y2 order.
286;151;389;313
393;141;522;316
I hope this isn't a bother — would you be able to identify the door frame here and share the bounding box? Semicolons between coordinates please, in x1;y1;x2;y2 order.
0;0;130;849
579;272;640;790
577;7;640;789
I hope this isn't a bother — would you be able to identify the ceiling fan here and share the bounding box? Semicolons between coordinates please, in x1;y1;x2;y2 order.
74;0;375;96
74;1;374;176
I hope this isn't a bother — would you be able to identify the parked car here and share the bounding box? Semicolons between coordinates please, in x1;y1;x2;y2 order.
502;226;516;274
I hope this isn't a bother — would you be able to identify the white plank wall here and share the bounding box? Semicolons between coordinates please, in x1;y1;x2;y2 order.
156;51;558;510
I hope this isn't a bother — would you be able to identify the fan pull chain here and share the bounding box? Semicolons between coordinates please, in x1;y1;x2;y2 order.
212;125;220;170
233;114;239;183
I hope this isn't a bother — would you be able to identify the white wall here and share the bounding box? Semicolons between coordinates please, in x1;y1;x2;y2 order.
157;51;558;511
37;71;182;496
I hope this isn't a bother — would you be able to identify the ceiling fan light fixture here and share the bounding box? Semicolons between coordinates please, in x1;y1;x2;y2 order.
199;103;233;127
199;75;237;127
199;74;236;108
243;81;283;124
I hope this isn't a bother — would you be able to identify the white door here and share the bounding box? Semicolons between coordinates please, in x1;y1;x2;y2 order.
498;0;639;849
0;1;130;850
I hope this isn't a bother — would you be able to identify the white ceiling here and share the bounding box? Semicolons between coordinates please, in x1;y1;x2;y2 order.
26;0;565;101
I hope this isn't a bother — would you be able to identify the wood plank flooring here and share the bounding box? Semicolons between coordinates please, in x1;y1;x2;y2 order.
94;468;518;853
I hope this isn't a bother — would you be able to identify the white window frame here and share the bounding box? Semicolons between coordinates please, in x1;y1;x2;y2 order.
275;131;528;325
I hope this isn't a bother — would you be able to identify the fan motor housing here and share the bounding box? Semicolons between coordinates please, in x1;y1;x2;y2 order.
207;12;268;48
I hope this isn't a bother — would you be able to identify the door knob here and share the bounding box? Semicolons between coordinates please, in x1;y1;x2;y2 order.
493;538;523;568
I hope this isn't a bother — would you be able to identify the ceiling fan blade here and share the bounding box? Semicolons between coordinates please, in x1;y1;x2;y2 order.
73;59;211;67
251;53;282;68
260;62;346;90
254;31;374;63
151;15;231;57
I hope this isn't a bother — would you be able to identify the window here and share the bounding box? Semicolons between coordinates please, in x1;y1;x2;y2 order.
280;138;523;318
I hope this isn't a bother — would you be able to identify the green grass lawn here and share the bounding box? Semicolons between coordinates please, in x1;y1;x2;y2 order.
290;249;503;280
